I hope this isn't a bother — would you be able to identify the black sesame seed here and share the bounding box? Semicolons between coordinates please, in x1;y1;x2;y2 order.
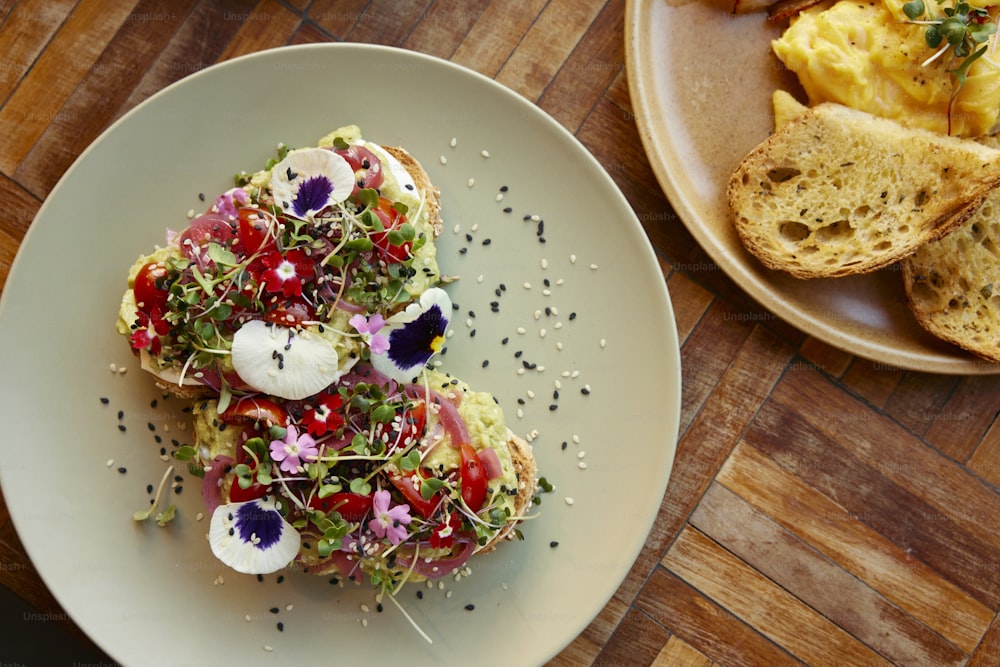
147;422;156;431
503;207;512;213
550;541;559;548
581;387;591;395
174;486;183;495
277;576;284;584
417;590;424;599
118;424;127;433
150;399;158;408
465;603;475;611
569;312;577;320
465;233;473;242
515;350;523;358
549;404;558;411
470;329;476;337
377;603;384;613
117;410;124;420
501;337;509;345
270;607;280;614
100;397;110;405
561;441;568;450
258;575;265;583
147;484;154;494
459;247;468;254
198;192;206;201
482;360;489;368
500;185;509;192
277;622;284;632
482;238;492;246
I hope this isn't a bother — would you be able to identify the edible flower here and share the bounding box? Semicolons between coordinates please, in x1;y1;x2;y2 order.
270;147;355;220
349;312;389;355
231;320;347;400
213;187;249;220
262;248;313;297
368;489;412;546
129;307;168;356
269;424;319;474
428;511;461;549
208;496;301;575
370;287;452;382
301;392;346;437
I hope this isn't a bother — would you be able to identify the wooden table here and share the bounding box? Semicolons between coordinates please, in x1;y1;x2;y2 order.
2;1;1000;664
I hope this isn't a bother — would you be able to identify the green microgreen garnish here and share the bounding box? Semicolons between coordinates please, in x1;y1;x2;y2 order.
904;0;998;133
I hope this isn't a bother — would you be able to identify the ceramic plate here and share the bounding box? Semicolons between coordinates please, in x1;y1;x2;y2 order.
0;44;680;665
626;0;1000;374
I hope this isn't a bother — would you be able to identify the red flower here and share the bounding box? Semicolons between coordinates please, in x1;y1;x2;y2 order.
428;511;462;549
129;307;169;356
262;249;313;297
301;392;345;437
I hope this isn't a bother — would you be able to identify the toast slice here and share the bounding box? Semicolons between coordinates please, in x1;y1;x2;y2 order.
728;102;1000;279
902;137;1000;363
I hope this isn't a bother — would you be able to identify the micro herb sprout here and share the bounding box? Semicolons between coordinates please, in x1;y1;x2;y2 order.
904;0;999;133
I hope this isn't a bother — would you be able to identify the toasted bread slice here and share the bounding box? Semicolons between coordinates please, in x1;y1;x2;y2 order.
728;102;1000;278
902;137;1000;363
382;144;443;237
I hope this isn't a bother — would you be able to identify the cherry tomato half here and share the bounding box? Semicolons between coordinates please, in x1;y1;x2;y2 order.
335;144;384;192
308;492;371;521
370;197;411;262
133;261;170;313
390;470;442;519
459;443;487;513
178;213;235;258
237;208;274;255
220;397;290;430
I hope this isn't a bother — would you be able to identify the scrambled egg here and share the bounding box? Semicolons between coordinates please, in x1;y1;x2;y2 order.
772;0;1000;137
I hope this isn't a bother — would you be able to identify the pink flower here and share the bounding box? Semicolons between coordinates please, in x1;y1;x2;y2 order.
349;313;389;355
213;187;249;219
269;424;319;474
129;307;169;355
262;249;313;297
368;489;412;545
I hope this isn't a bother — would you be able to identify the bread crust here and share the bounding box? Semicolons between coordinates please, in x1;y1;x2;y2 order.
382;144;443;237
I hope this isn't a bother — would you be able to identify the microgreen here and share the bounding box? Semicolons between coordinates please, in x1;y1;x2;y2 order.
904;0;998;133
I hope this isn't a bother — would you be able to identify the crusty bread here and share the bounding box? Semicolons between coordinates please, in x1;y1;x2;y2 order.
902;136;1000;363
382;144;443;237
728;102;1000;278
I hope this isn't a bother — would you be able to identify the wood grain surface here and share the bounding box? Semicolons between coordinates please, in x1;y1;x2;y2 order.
2;1;1000;665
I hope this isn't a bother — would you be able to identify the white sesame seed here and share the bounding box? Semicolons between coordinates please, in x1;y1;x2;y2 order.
556;278;565;286
467;178;475;187
361;618;368;627
244;614;252;622
516;327;526;335
286;604;294;611
583;383;591;393
360;603;370;613
471;223;479;231
570;254;577;263
578;451;586;459
440;155;447;165
565;497;575;505
556;342;563;350
523;282;531;289
453;223;461;234
531;214;541;222
450;137;458;147
502;583;509;590
534;309;541;320
590;263;599;270
573;434;581;444
446;590;453;598
516;368;525;376
187;209;196;218
540;328;547;338
196;512;204;521
264;645;273;652
117;366;127;375
481;149;490;158
600;338;607;349
477;274;484;283
554;380;562;389
536;365;545;372
526;390;535;399
540;258;548;269
571;370;580;378
109;363;117;373
495;193;503;202
542;289;552;296
465;318;473;328
106;458;114;467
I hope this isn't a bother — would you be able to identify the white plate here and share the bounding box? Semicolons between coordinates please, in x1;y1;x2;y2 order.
0;44;680;665
626;0;1000;374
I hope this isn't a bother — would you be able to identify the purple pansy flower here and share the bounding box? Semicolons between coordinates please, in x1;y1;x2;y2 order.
270;148;354;220
208;496;300;574
370;287;451;382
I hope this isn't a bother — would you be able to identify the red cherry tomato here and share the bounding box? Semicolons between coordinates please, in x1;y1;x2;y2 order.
459;443;487;513
133;261;170;312
390;470;442;519
228;473;270;502
308;492;371;521
220;397;289;430
370;197;411;262
178;213;235;258
335;144;384;191
236;208;274;255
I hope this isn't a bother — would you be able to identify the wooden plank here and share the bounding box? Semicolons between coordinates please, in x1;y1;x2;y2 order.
968;615;1000;667
0;172;40;242
612;323;792;605
401;0;489;59
763;369;1000;609
924;374;1000;462
0;0;139;176
797;336;853;378
307;0;373;40
592;608;670;666
342;0;431;45
968;415;1000;489
652;635;715;667
494;0;604;103
450;0;547;78
666;266;713;347
719;439;993;653
538;0;625;133
664;527;894;666
14;0;197;198
122;0;252;112
636;566;800;667
0;0;77;108
841;357;905;410
883;370;959;435
693;482;968;666
216;0;302;62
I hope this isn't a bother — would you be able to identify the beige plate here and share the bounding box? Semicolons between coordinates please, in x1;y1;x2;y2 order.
626;0;1000;375
0;44;680;665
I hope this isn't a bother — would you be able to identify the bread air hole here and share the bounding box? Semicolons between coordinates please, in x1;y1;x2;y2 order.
815;219;853;242
779;221;811;243
766;167;801;183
